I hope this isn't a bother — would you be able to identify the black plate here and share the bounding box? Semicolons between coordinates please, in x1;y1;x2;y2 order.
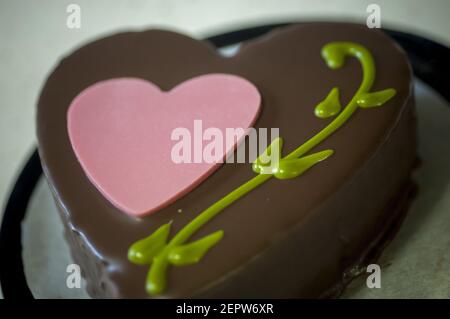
1;23;449;299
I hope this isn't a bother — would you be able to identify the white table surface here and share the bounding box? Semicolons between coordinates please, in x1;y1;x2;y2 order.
1;0;449;299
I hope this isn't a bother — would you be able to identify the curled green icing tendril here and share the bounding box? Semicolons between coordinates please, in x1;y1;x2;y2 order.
128;42;397;296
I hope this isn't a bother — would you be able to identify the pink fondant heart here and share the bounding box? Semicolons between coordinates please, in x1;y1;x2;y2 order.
67;74;261;217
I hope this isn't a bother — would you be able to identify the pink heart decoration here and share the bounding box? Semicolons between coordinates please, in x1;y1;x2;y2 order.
67;74;261;217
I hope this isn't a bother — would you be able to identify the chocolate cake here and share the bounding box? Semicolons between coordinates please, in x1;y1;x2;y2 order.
36;23;416;298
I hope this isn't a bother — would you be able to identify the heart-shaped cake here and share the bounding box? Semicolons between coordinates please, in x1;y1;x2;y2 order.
37;23;416;298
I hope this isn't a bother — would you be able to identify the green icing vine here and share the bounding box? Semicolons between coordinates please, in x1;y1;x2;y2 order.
128;42;397;296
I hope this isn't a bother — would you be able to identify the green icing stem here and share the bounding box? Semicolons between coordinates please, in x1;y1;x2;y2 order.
128;42;397;296
170;175;271;246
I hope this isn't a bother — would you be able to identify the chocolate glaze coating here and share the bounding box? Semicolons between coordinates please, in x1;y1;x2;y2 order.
37;23;416;298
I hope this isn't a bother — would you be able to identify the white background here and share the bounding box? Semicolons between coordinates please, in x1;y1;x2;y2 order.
0;0;449;299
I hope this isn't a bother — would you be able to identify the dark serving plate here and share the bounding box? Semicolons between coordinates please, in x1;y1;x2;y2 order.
1;23;449;299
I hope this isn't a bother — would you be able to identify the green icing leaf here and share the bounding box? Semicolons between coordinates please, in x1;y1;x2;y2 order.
357;88;396;108
128;222;171;265
168;230;224;266
274;149;334;180
252;137;283;175
314;87;342;118
146;256;168;295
